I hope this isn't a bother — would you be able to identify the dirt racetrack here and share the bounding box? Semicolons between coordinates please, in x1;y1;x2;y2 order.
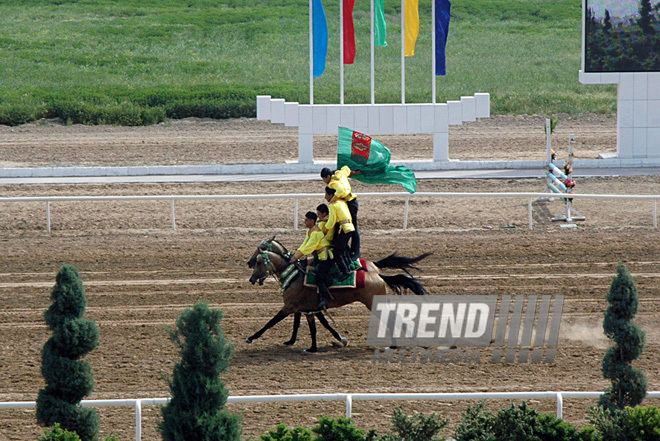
1;114;660;441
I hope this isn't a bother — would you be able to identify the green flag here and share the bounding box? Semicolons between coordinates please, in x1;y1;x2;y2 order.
337;127;417;193
374;0;387;47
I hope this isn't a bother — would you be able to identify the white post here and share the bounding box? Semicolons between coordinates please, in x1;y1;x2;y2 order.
556;392;563;419
171;200;176;230
309;0;314;105
340;0;345;105
431;0;436;104
136;399;142;441
370;0;375;104
400;0;405;104
345;394;353;418
546;119;552;163
46;201;51;233
528;199;533;230
654;201;657;228
294;199;299;231
403;196;410;230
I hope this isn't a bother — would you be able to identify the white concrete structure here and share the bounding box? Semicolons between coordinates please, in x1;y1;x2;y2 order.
257;94;491;164
579;71;660;160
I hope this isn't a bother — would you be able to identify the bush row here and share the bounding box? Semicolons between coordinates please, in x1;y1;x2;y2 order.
257;402;660;441
0;84;305;127
39;402;660;441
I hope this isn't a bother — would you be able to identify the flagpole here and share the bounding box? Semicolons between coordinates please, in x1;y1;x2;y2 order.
432;0;436;104
309;0;314;105
401;0;405;104
370;0;375;104
340;0;345;105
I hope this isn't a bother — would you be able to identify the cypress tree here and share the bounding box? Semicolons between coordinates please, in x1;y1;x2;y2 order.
36;265;100;441
160;302;242;441
599;262;647;411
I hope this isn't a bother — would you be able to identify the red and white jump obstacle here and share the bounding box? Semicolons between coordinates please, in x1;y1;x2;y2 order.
543;118;585;223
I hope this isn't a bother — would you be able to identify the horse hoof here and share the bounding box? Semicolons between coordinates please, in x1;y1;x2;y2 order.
341;337;348;347
303;348;318;354
283;340;295;346
244;338;253;344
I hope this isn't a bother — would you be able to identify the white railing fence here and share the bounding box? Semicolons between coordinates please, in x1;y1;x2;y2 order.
2;391;660;441
1;192;659;232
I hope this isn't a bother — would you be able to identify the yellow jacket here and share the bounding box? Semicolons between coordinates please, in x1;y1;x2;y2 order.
326;199;355;234
294;225;332;260
330;166;357;202
318;219;335;244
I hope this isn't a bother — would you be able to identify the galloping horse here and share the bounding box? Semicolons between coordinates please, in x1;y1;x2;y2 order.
246;238;429;352
247;237;347;352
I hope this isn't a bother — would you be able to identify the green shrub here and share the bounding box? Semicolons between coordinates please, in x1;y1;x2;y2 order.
0;105;42;126
378;408;448;441
312;416;366;441
536;413;582;441
261;423;313;441
627;406;660;441
453;401;497;441
36;265;100;441
584;405;631;441
39;424;82;441
159;302;242;441
454;401;582;441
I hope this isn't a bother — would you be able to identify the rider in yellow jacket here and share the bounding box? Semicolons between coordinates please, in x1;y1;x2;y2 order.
324;187;355;279
321;166;360;258
290;211;332;309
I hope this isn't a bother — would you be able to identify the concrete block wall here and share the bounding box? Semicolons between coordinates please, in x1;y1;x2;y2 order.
257;93;491;164
579;70;660;159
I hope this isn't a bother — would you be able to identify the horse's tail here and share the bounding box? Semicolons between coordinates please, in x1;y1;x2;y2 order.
373;252;432;275
380;274;427;296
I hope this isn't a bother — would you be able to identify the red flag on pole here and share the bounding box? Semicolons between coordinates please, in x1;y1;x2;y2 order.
343;0;356;64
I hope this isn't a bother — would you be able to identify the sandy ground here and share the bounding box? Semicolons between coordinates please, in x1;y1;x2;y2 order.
2;115;660;441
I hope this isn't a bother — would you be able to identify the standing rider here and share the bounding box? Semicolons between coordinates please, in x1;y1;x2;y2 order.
324;187;355;279
290;211;333;309
321;166;360;258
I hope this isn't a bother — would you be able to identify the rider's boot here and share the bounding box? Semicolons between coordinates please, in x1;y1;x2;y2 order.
317;285;331;309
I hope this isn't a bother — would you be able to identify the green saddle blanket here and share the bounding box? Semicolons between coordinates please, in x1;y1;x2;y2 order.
304;259;362;289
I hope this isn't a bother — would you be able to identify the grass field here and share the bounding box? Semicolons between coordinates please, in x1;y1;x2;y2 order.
0;0;616;125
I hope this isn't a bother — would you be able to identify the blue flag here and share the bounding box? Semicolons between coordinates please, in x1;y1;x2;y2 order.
313;0;328;77
435;0;451;75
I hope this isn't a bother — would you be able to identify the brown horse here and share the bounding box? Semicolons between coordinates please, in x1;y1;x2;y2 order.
246;239;429;351
247;237;348;352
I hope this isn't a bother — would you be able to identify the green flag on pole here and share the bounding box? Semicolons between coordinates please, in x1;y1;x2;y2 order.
337;127;417;193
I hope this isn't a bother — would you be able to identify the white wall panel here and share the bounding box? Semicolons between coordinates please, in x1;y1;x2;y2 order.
298;105;313;133
284;102;299;127
326;105;341;134
256;95;271;120
340;106;355;130
312;106;327;133
368;106;380;134
475;93;490;118
461;96;476;122
633;128;648;157
633;100;648;128
379;106;394;134
633;73;648;100
447;101;462;125
271;99;286;124
407;105;422;133
393;106;407;133
420;104;434;133
434;104;448;132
